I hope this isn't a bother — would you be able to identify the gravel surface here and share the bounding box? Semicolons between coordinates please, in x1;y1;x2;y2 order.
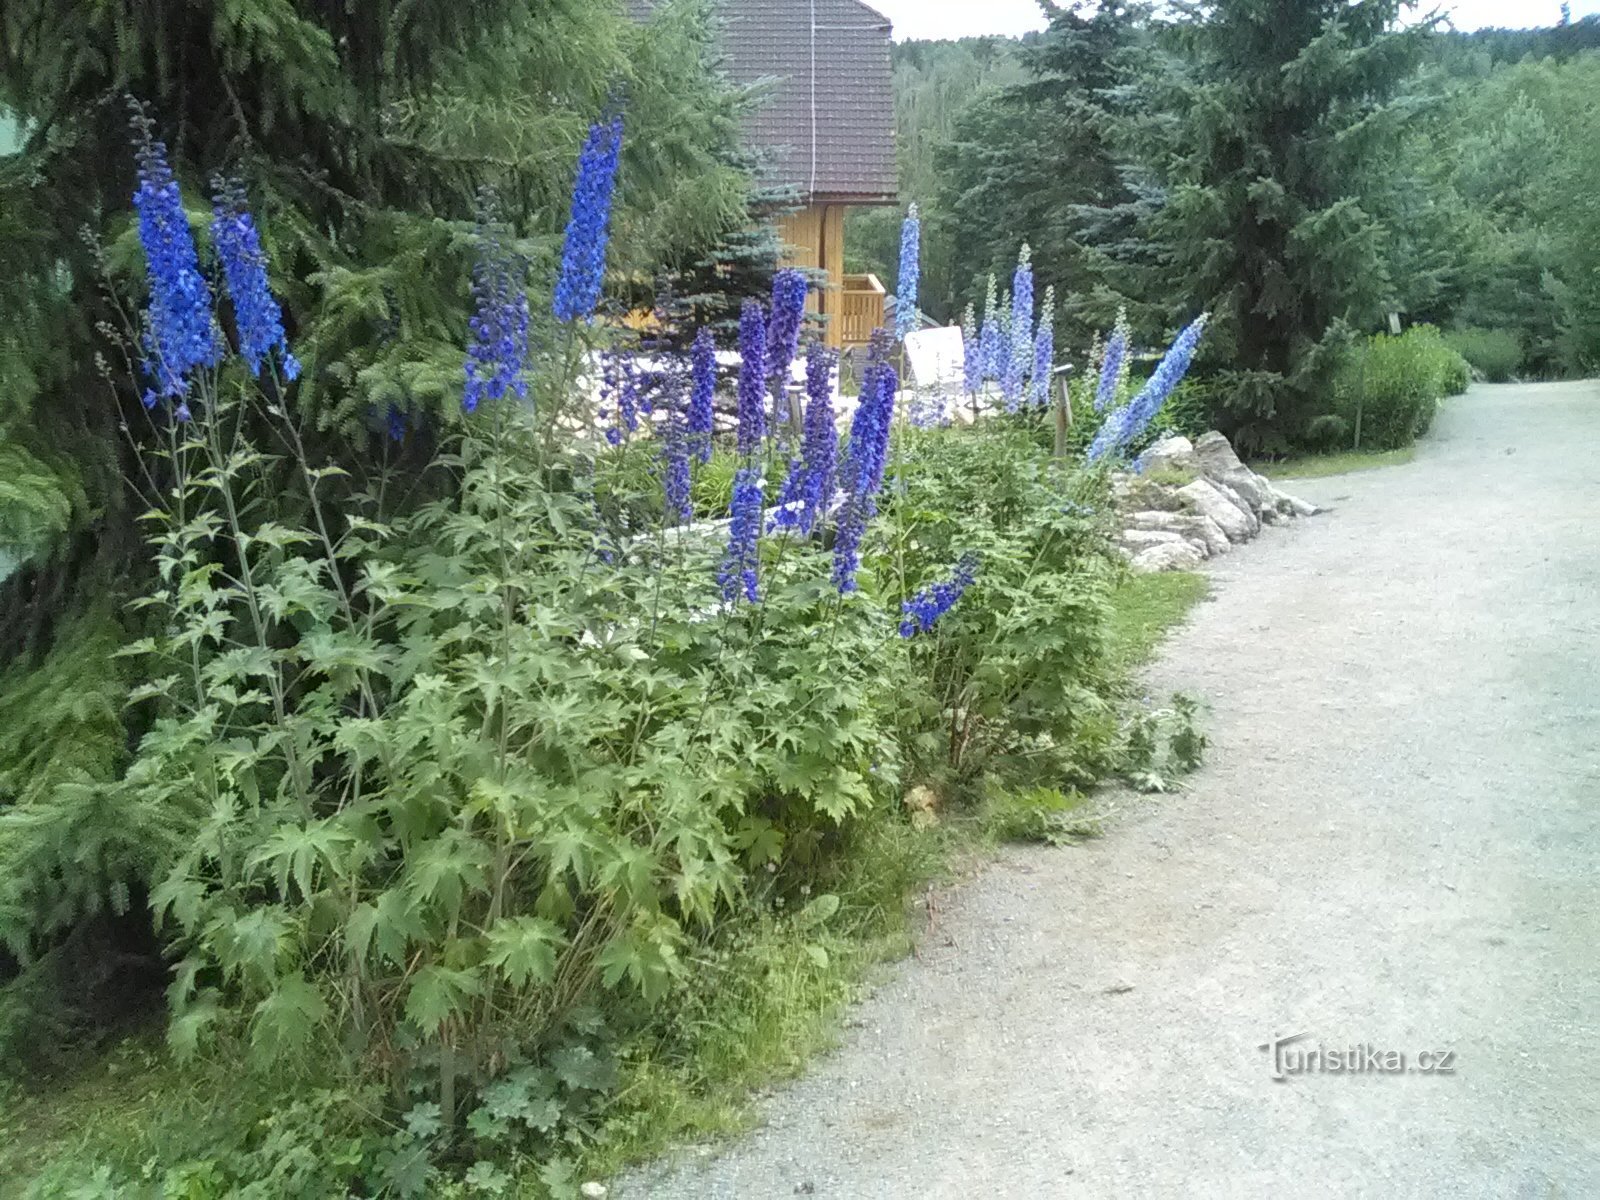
620;381;1600;1200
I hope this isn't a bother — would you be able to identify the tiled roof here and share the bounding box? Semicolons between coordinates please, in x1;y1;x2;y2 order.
627;0;898;205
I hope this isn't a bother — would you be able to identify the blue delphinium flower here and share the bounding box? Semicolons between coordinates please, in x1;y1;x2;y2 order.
899;552;981;638
832;334;897;593
718;467;765;603
130;109;219;407
1030;286;1056;409
463;204;531;415
736;299;767;456
662;409;693;527
688;327;717;463
553;116;623;323
962;302;982;395
599;352;644;445
209;176;299;381
766;269;809;382
769;457;808;533
895;204;921;342
1010;243;1034;383
909;390;946;429
797;345;838;534
770;344;837;535
1088;314;1208;464
979;275;1003;383
765;269;809;429
1095;309;1129;413
1001;290;1026;413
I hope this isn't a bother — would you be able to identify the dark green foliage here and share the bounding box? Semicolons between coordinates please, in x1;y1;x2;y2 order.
845;36;1029;322
930;4;1154;343
0;0;753;1060
1150;0;1433;452
887;423;1123;787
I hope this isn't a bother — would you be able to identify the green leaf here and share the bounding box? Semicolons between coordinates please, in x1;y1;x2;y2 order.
249;972;327;1063
482;915;564;989
794;892;841;930
404;964;484;1035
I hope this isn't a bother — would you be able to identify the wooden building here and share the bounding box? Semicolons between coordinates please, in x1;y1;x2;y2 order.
629;0;900;347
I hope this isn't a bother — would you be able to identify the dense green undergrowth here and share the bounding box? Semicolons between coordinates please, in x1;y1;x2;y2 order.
0;568;1207;1198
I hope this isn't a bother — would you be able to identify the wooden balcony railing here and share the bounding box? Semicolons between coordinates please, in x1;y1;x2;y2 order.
839;273;886;348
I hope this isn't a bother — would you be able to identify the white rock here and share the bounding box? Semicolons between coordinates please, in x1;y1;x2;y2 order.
1140;435;1198;475
1217;468;1269;514
580;1184;609;1200
1267;484;1321;518
1130;541;1206;573
1119;528;1190;550
1176;479;1256;543
1126;510;1232;556
1193;430;1248;477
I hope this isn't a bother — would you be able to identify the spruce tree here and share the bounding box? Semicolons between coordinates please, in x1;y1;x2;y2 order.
1151;0;1432;450
936;2;1151;345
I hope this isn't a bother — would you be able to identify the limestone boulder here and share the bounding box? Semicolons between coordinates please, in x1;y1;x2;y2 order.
1130;541;1206;574
1140;435;1199;476
1126;510;1232;557
1176;479;1256;543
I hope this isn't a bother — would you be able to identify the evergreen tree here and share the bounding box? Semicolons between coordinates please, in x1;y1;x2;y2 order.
1150;0;1433;450
935;2;1152;344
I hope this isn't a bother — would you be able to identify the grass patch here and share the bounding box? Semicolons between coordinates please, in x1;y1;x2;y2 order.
1106;571;1210;670
1260;446;1416;479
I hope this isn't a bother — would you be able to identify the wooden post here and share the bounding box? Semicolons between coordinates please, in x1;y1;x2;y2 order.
1053;367;1074;462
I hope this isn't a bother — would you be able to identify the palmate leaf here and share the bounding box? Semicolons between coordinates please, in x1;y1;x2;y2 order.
346;887;426;968
249;972;328;1064
404;964;484;1035
482;914;564;989
403;829;492;922
245;819;354;903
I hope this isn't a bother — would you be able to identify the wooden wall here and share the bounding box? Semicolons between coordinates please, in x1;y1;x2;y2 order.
777;204;847;348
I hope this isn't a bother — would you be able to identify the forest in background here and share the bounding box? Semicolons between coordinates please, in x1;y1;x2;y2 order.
850;6;1600;451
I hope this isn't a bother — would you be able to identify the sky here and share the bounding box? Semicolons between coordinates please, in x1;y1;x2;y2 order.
870;0;1600;42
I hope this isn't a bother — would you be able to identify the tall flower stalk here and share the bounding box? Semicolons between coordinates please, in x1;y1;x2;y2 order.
130;106;219;414
718;468;765;604
463;199;531;415
688;327;716;463
553;117;624;323
1009;244;1034;382
1030;285;1056;410
736;299;767;456
772;344;837;536
1088;314;1209;463
766;269;809;433
1095;308;1130;413
895;204;922;342
979;274;1003;383
961;302;983;396
210;176;300;382
832;333;897;593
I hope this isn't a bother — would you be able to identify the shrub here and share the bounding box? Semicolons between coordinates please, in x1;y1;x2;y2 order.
1443;327;1523;382
1326;325;1470;451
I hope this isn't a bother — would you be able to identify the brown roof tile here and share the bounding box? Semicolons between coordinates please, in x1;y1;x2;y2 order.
628;0;898;205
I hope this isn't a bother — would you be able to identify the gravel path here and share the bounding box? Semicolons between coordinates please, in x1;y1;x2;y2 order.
622;381;1600;1200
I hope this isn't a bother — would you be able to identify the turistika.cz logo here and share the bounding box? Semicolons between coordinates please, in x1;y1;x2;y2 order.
1260;1033;1458;1081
